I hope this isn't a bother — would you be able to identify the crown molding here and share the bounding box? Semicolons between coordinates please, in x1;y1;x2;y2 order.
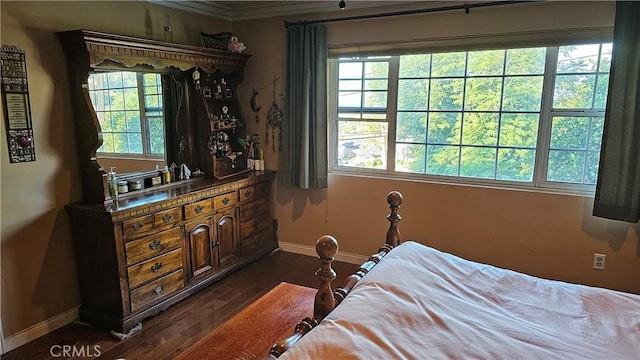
149;1;418;22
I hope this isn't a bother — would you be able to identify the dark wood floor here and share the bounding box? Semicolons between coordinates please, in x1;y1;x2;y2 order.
3;251;359;360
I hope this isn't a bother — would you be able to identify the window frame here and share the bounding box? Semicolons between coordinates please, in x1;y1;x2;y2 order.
329;37;612;196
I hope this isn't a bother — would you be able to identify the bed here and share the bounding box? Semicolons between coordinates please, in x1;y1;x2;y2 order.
268;191;640;359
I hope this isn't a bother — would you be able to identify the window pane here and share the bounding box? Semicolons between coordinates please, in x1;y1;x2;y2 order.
547;150;585;183
462;113;498;146
396;112;426;143
127;133;143;154
502;76;543;112
399;54;431;77
586;151;600;184
122;72;137;87
124;88;139;110
365;79;387;90
460;146;496;179
109;90;125;110
339;80;361;91
97;112;112;132
107;72;123;88
112;133;129;153
396;143;425;173
398;79;428;110
594;74;609;109
337;121;387;169
557;44;600;73
497;148;535;181
550;117;589;150
100;133;115;153
148;117;166;155
145;95;160;109
363;91;387;108
464;77;502;111
111;111;127;132
365;62;388;78
553;74;596;109
338;91;361;108
466;50;504;76
499;114;538;148
588;117;604;150
429;78;463;110
126;111;141;132
426;145;459;176
428;112;461;144
339;62;362;79
431;52;465;77
505;47;546;75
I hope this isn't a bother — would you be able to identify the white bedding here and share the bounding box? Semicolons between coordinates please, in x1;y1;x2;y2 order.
280;241;640;360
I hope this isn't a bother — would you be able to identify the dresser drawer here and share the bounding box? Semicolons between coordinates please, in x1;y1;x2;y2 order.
127;248;183;288
213;191;238;210
184;198;213;220
240;196;269;221
125;227;181;265
241;213;271;238
123;214;155;239
153;207;181;230
241;228;273;256
130;269;184;312
239;182;270;202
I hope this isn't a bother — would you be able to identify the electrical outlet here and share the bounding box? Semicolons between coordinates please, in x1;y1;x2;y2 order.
593;253;606;270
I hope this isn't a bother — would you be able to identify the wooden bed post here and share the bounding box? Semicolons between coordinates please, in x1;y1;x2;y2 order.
267;191;403;358
314;235;338;320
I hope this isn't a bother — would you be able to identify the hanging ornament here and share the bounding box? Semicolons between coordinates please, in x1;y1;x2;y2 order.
265;74;283;152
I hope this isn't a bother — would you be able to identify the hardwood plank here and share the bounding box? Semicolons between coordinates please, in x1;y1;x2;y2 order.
2;251;360;360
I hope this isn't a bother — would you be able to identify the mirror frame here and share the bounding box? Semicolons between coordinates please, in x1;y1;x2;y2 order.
57;30;250;204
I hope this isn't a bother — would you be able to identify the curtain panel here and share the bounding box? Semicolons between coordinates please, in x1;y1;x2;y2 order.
593;1;640;223
280;23;328;189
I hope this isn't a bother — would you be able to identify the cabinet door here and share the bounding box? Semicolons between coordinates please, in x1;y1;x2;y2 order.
185;216;216;280
214;208;238;268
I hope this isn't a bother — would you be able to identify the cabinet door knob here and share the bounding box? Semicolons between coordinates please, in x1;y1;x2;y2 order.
153;285;164;295
195;205;203;214
162;214;172;223
149;240;162;250
150;262;163;272
244;190;252;198
222;197;229;205
133;222;144;231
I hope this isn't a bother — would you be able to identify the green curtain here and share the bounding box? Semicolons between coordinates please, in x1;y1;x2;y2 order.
280;23;328;189
593;1;640;222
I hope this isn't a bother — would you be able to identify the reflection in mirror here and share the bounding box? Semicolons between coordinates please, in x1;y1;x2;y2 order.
87;71;167;172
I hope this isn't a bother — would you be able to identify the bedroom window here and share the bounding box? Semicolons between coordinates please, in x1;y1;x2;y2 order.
332;42;612;192
88;71;165;157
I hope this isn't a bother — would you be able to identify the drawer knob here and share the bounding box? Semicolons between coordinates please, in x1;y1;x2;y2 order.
252;222;260;230
222;197;229;205
162;214;173;223
149;240;162;250
153;285;164;295
244;190;252;198
150;262;163;272
133;222;144;231
195;205;203;214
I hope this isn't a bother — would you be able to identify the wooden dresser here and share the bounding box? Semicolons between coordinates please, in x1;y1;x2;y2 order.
65;171;276;333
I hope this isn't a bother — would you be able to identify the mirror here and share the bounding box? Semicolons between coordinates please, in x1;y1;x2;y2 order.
87;70;168;174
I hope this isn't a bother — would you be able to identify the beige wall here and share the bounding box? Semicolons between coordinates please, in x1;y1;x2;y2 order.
0;1;231;337
234;0;639;295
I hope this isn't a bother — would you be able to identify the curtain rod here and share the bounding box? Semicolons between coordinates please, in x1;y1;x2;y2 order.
284;1;536;28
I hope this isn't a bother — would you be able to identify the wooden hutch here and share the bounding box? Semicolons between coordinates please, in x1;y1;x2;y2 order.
58;30;276;333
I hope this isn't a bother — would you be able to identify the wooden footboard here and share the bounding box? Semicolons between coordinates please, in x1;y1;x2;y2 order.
267;191;403;358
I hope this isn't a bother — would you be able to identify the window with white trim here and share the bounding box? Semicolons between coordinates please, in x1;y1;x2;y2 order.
332;42;612;191
88;71;165;157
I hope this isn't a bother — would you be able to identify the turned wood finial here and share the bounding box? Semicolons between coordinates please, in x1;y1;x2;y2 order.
313;235;338;321
386;191;403;247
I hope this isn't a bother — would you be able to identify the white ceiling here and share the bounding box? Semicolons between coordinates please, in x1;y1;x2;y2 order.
150;0;416;21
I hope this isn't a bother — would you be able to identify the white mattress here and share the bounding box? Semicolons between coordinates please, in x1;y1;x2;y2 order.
279;241;640;360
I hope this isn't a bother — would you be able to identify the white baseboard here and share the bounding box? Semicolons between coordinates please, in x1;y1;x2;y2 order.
2;307;79;353
278;241;368;265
